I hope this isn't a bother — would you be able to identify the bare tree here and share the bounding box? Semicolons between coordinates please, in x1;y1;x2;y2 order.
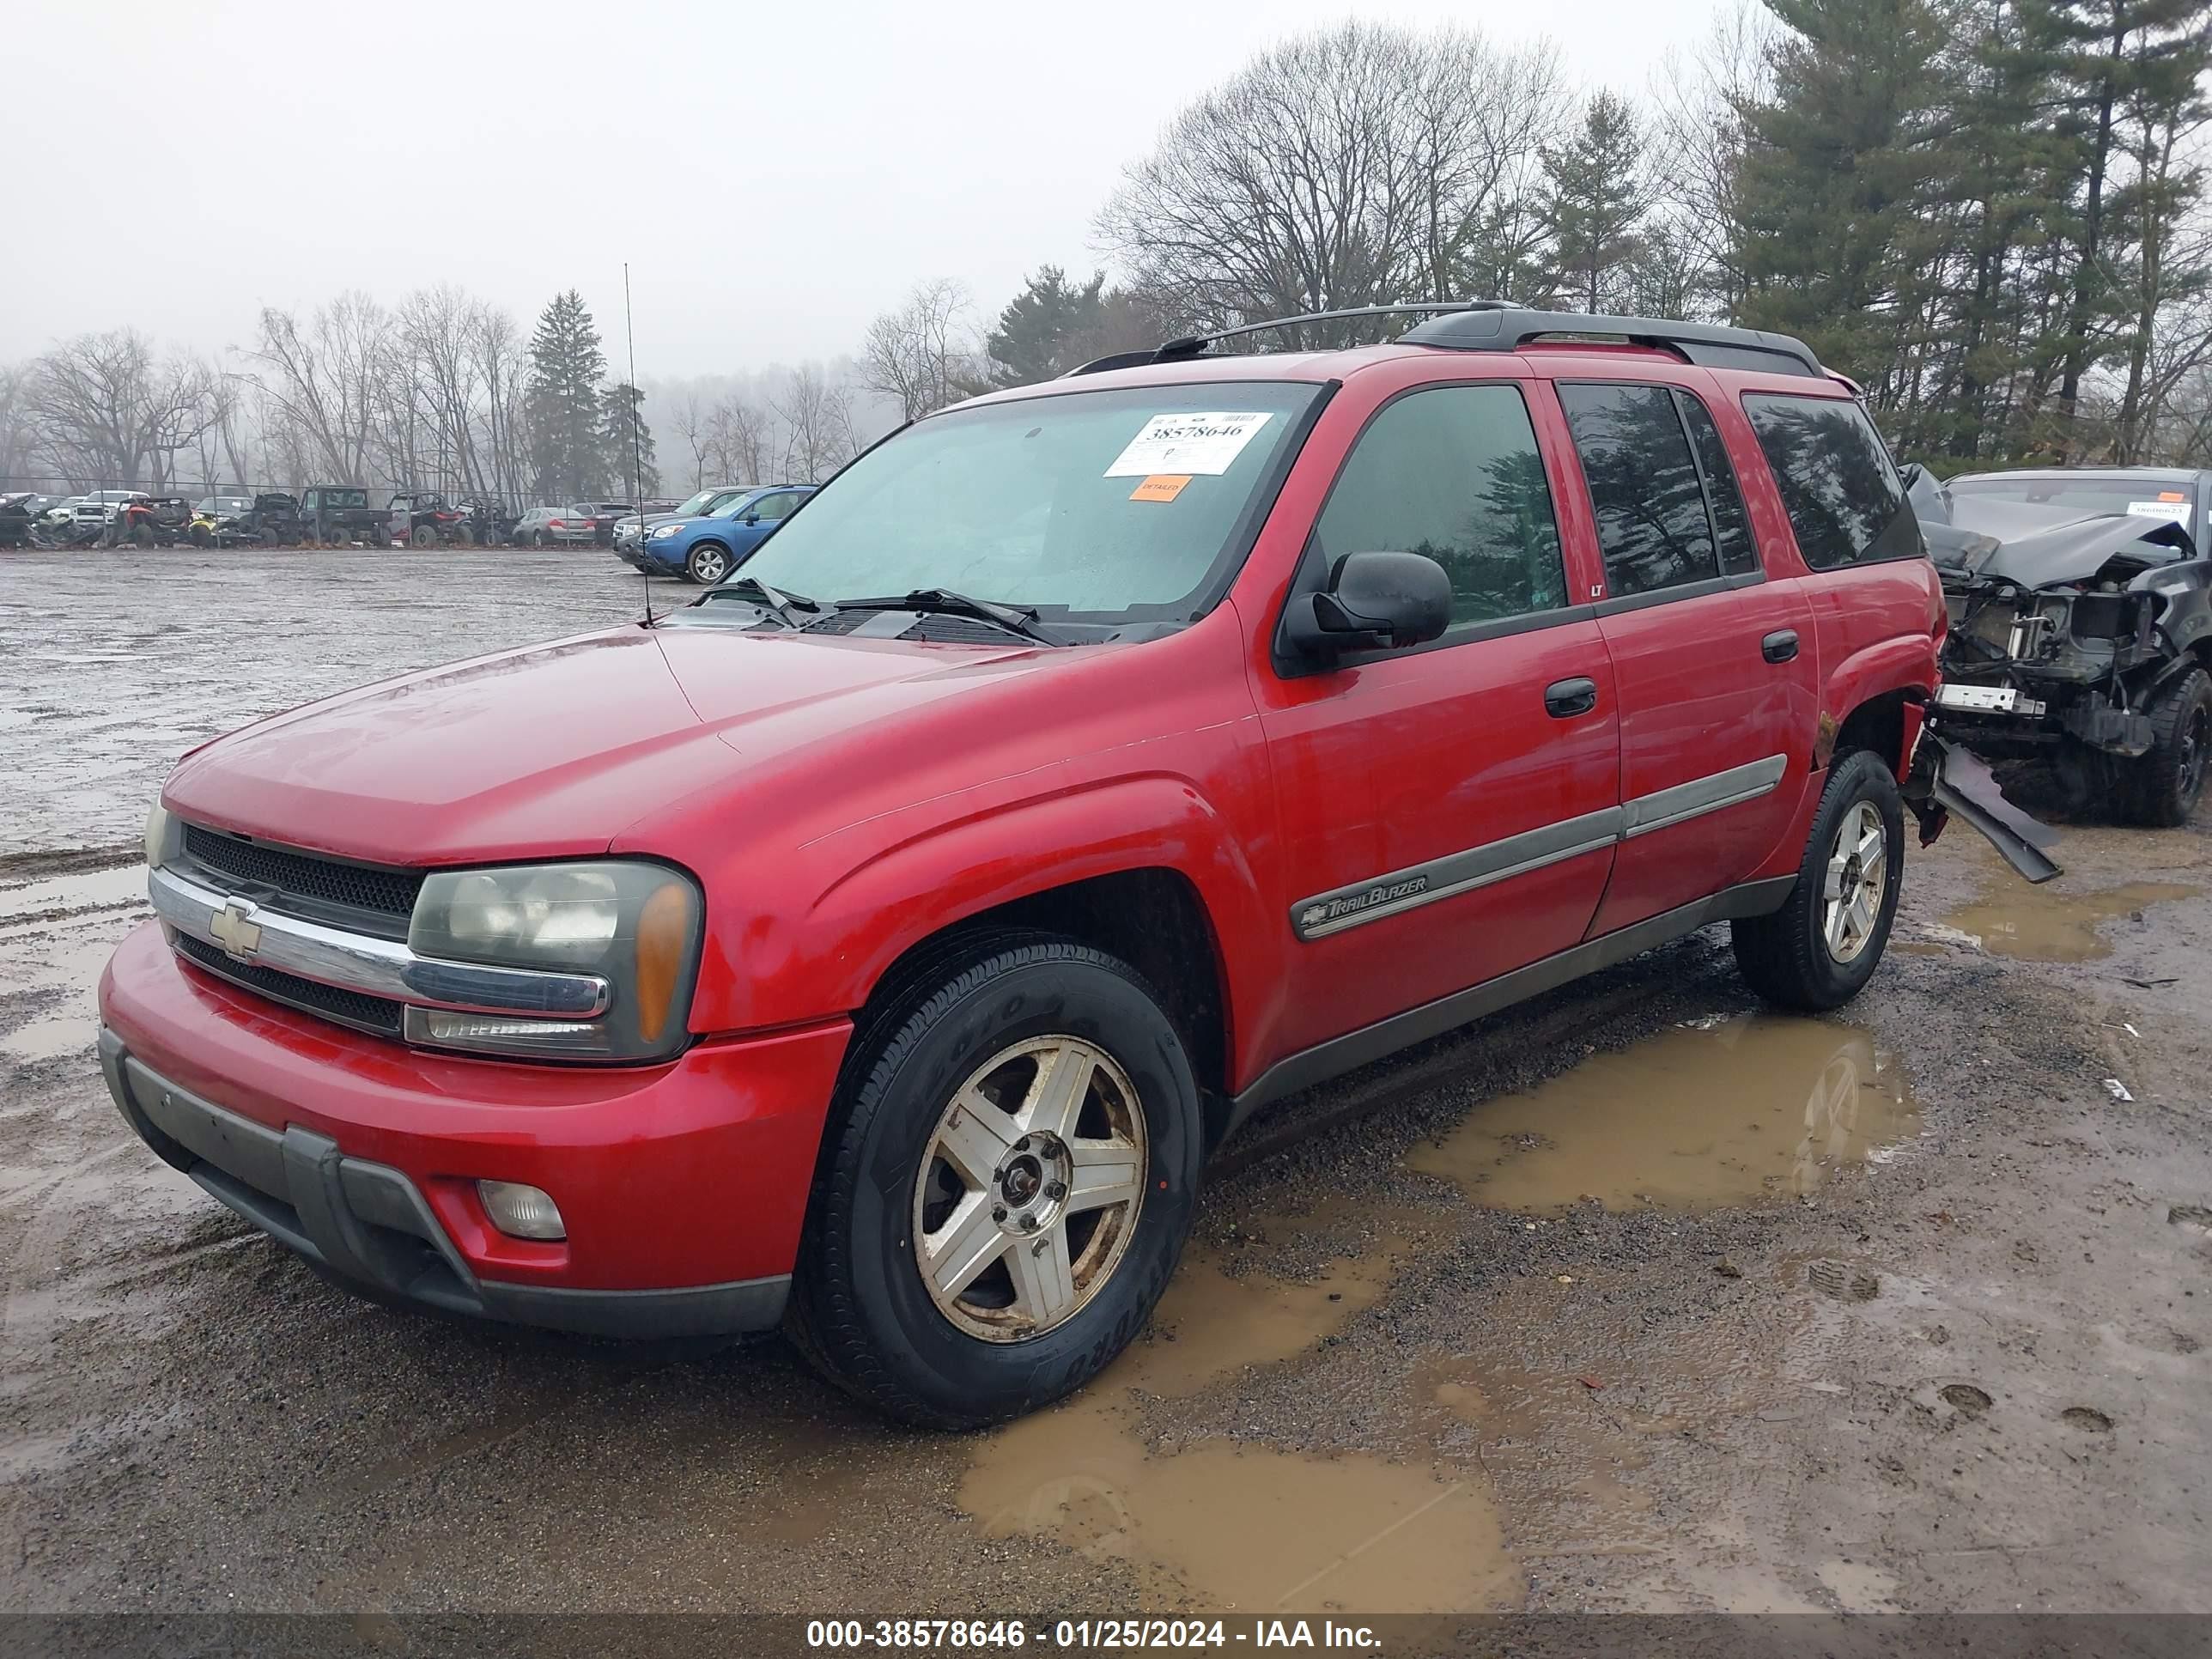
772;365;860;483
860;279;981;421
705;395;770;483
27;330;224;488
248;293;394;483
1646;0;1776;321
1096;21;1564;333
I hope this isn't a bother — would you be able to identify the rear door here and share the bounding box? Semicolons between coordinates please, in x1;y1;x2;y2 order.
1255;377;1621;1048
1735;390;1932;741
1551;377;1818;937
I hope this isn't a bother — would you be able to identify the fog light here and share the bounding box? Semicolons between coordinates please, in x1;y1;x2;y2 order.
477;1180;566;1241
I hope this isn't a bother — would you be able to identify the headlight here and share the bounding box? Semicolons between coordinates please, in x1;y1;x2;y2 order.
406;860;702;1061
143;799;175;870
649;523;682;539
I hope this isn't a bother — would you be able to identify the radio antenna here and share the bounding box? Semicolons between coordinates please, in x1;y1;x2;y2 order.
624;261;653;625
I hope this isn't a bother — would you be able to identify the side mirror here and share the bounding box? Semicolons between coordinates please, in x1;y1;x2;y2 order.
1282;550;1453;662
742;512;762;526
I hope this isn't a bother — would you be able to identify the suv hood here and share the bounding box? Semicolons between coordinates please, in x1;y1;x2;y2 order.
1910;471;2194;589
162;623;1043;866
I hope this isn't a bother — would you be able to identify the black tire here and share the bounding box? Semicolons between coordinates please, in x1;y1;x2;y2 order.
410;523;436;549
131;524;155;550
787;935;1204;1429
190;526;210;548
530;529;547;548
684;540;732;584
2127;666;2212;827
1732;748;1905;1012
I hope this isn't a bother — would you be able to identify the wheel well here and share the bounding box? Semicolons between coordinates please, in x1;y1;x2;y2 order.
1831;690;1909;773
853;867;1234;1142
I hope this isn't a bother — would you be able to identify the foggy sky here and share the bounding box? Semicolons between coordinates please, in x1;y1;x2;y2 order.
6;0;1727;378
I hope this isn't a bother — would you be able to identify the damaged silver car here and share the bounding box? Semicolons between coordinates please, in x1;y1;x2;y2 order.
1909;465;2212;825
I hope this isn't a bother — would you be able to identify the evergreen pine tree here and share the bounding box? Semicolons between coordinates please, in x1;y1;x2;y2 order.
2022;0;2212;453
985;268;1109;386
1540;91;1651;314
524;290;608;502
1729;0;1950;390
599;383;660;499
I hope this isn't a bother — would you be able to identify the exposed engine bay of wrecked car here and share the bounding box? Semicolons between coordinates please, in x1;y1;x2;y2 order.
1910;470;2212;821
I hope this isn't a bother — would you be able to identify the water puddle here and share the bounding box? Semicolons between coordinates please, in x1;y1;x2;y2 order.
1938;879;2198;962
961;1217;1522;1613
1407;1015;1917;1211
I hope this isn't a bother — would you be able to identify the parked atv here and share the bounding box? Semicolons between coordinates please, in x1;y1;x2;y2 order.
1911;465;2212;824
386;491;471;548
453;498;520;546
108;496;193;550
186;494;300;548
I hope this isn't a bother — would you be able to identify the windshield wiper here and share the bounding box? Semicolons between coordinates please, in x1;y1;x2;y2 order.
831;589;1065;646
695;575;824;629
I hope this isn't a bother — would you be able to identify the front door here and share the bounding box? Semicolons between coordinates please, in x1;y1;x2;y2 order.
1254;380;1623;1053
1550;379;1818;937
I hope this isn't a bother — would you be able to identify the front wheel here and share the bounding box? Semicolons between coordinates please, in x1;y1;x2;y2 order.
684;542;730;584
1732;748;1905;1012
2128;666;2212;827
787;936;1203;1428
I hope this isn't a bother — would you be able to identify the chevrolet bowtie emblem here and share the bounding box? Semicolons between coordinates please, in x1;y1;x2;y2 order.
208;898;263;963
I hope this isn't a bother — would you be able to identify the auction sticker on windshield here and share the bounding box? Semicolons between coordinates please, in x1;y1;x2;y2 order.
2128;500;2194;527
1106;412;1273;477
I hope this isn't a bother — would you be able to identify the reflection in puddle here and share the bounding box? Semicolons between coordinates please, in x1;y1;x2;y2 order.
962;1222;1522;1613
1940;878;2198;962
1407;1016;1917;1211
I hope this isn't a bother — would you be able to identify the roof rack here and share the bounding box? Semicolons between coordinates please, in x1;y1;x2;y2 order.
1062;301;1827;380
1061;301;1510;377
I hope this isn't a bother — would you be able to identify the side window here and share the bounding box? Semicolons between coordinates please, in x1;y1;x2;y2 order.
1741;394;1917;569
1676;393;1759;577
1558;383;1717;599
1312;385;1566;629
753;492;799;522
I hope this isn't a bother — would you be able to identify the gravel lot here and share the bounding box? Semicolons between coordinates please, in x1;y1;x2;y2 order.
3;547;2209;1620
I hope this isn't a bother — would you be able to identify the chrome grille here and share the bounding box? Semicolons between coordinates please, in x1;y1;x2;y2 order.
180;823;422;932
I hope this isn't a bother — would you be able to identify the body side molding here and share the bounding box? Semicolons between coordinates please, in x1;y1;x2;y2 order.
1233;872;1799;1137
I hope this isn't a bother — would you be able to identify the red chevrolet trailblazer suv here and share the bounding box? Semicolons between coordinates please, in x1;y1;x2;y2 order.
99;302;2048;1427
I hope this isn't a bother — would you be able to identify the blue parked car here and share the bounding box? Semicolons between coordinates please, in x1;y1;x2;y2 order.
622;485;814;583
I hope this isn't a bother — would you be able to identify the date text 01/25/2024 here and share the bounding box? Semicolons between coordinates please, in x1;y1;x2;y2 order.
805;1618;1385;1650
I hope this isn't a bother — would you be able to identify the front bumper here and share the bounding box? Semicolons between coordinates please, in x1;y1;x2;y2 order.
98;921;851;1338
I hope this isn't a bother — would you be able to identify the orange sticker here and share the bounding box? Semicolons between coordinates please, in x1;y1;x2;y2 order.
1129;474;1191;502
2160;490;2187;501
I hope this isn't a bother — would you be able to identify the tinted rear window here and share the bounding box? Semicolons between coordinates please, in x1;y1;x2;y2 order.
1742;395;1917;569
1559;383;1716;598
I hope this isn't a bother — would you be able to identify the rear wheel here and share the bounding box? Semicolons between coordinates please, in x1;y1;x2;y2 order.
410;523;436;549
2128;666;2212;827
787;936;1203;1428
1732;749;1904;1012
131;524;155;550
685;541;731;584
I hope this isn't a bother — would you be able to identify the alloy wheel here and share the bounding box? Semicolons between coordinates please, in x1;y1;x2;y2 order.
910;1035;1147;1343
1821;800;1887;963
693;547;729;583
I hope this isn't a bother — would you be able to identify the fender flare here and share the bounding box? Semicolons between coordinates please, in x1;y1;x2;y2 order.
759;775;1273;1058
1816;635;1938;769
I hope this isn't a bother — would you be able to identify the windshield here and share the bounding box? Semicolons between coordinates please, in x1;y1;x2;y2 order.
735;382;1322;623
1949;474;2197;530
323;489;368;508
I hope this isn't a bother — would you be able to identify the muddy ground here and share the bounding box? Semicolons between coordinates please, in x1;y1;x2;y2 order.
2;547;2208;1620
